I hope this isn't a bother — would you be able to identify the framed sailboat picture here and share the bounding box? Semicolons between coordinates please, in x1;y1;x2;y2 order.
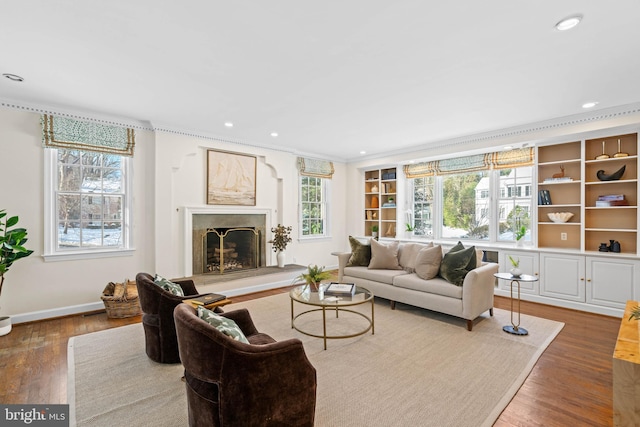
206;150;256;206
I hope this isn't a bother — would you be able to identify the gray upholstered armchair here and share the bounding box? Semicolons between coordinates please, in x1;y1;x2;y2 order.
135;272;215;364
174;303;317;427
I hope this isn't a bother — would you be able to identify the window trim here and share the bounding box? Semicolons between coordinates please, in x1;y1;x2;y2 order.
43;148;134;261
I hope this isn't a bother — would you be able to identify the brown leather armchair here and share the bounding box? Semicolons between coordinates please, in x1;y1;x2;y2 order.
174;303;317;427
136;272;214;364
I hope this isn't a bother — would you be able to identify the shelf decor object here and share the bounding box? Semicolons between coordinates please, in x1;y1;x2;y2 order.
595;140;610;160
547;212;574;223
613;139;629;158
597;165;626;181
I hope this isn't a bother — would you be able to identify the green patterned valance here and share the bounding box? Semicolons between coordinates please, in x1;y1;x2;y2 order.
404;147;534;178
297;157;334;179
42;114;135;156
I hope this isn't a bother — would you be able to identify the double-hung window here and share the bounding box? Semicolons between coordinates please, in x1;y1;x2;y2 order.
42;114;135;260
300;176;329;237
297;157;334;239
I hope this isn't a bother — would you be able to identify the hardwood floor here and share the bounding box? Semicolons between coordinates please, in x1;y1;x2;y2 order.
0;288;620;426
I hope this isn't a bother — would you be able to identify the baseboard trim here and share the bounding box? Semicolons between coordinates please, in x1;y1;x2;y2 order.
12;302;106;324
494;288;623;318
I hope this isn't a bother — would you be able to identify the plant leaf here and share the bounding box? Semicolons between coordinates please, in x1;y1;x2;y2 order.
6;216;19;228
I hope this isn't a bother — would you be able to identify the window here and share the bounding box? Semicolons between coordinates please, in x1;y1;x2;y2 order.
411;176;434;238
408;165;533;243
443;171;490;240
300;176;329;237
498;166;533;242
45;148;132;259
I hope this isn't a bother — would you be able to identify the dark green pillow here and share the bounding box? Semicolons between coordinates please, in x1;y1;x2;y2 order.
346;236;371;267
438;244;477;286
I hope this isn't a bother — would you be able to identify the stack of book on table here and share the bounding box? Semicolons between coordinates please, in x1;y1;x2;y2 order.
596;194;628;207
187;293;227;306
324;282;356;296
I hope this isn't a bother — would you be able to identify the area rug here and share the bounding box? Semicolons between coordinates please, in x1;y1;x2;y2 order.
68;293;564;427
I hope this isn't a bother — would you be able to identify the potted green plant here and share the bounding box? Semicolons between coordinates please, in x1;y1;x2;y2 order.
296;264;332;292
405;223;414;238
269;224;292;268
0;210;34;335
508;255;522;278
371;224;379;239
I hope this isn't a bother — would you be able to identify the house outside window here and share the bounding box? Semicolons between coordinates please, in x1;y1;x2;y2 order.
497;167;533;242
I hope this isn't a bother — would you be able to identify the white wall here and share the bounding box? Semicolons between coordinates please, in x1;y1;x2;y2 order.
0;108;347;322
0;108;155;321
152;131;348;279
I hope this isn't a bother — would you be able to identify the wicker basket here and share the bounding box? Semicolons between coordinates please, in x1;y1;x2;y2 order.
101;279;142;318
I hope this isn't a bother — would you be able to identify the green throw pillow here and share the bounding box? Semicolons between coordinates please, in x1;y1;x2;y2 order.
197;306;249;344
346;236;372;267
438;244;477;286
154;274;185;296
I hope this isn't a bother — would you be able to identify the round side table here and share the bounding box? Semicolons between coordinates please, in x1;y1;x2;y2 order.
494;272;539;336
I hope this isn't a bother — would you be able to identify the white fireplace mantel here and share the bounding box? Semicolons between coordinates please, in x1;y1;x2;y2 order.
183;206;272;277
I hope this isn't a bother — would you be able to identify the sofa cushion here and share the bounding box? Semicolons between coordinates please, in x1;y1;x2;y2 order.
438;244;477;286
398;242;433;272
197;306;249;344
393;273;463;299
346;236;371;267
154;274;185;296
368;239;402;270
414;245;442;280
344;266;408;285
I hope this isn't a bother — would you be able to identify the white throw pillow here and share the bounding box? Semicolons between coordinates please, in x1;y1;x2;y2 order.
398;242;434;272
368;239;403;270
414;245;443;280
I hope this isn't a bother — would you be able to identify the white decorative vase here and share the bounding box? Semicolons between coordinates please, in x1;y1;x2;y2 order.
516;239;524;247
0;316;12;336
510;268;522;278
276;251;286;268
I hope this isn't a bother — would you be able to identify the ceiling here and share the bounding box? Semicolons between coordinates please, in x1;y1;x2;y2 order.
2;1;639;163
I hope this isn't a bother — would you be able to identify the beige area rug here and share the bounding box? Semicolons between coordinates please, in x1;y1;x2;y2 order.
68;293;564;427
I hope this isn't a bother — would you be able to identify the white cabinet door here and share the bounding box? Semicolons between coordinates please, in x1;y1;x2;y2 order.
586;257;640;310
499;250;539;294
540;253;586;302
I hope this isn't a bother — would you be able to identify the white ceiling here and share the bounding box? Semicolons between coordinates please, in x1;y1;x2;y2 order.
1;1;639;162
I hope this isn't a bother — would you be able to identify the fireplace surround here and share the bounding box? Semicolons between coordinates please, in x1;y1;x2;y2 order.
186;208;269;276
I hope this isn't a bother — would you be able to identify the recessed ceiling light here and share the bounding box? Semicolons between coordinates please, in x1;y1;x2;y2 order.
3;73;24;82
503;145;513;151
555;14;582;31
270;132;278;137
582;101;598;109
224;122;233;127
360;151;366;155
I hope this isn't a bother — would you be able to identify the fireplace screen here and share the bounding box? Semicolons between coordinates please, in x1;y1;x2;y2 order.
203;227;259;274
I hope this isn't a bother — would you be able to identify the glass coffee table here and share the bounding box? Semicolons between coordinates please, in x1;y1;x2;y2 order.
290;284;374;350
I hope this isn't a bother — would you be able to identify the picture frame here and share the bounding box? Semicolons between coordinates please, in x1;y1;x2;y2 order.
206;150;256;206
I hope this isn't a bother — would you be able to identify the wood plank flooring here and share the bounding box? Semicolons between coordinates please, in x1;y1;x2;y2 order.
0;287;621;426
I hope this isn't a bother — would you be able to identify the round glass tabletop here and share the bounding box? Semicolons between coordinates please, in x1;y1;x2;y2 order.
289;284;373;307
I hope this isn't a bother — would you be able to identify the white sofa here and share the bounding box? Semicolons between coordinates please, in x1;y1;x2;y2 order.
335;239;499;331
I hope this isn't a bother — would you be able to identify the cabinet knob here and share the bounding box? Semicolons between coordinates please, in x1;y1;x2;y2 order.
587;279;591;282
580;278;585;281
